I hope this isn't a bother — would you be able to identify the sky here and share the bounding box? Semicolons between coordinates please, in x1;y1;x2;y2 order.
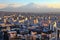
0;0;60;8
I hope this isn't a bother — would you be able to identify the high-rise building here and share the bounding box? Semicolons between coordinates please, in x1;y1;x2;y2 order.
33;18;38;24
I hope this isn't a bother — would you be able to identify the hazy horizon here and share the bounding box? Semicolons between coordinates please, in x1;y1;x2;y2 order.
0;0;60;13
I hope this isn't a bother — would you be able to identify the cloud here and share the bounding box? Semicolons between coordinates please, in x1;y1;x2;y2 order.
9;3;23;8
0;4;7;9
36;3;60;8
47;3;60;8
0;3;24;9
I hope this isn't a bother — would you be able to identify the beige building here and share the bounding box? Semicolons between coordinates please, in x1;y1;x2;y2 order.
33;18;38;24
